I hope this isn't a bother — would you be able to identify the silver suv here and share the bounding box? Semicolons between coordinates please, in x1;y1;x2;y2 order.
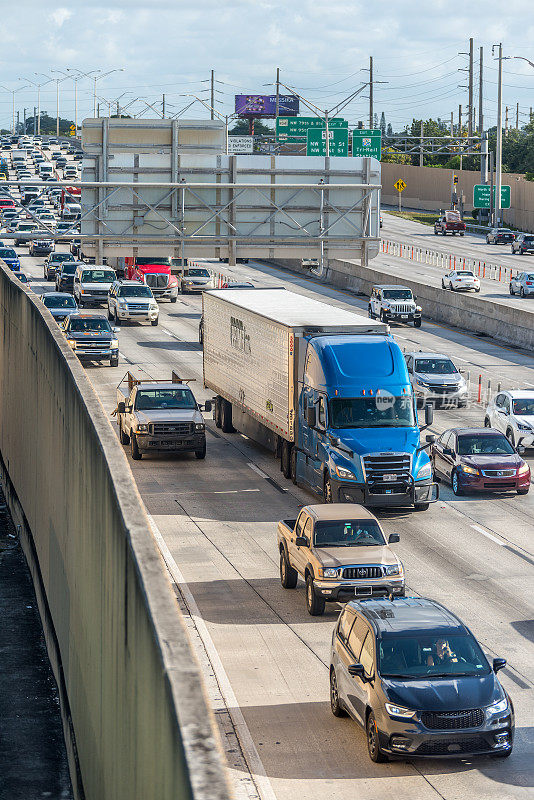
509;271;534;297
107;280;159;326
405;352;468;408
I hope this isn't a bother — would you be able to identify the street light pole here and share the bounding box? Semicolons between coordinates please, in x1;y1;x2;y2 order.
93;69;124;118
493;43;503;226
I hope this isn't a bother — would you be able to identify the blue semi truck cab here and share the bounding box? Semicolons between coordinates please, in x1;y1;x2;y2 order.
295;333;436;510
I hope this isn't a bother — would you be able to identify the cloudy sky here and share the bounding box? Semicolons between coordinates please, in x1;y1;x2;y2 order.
0;1;533;131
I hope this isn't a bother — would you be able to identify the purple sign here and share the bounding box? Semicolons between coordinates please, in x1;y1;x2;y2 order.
234;94;299;118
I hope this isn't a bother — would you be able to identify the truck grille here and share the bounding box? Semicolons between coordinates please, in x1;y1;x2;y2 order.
392;304;413;314
481;469;515;477
149;422;194;436
421;709;484;730
416;737;487;755
78;341;109;349
362;453;411;493
127;304;150;312
432;384;459;394
145;274;168;289
89;289;108;297
342;566;382;579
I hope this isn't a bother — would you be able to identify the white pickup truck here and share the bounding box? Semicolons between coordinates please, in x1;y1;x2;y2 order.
115;372;212;460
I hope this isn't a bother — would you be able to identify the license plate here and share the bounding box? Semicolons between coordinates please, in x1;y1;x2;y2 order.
383;474;397;482
401;314;408;319
355;587;372;596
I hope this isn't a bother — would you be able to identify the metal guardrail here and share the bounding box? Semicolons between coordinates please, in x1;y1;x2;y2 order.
381;237;520;283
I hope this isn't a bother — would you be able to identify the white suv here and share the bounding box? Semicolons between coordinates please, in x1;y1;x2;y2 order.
485;390;534;448
108;280;159;326
368;284;422;327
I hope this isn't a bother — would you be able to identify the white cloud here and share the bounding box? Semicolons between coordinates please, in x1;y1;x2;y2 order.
50;7;72;27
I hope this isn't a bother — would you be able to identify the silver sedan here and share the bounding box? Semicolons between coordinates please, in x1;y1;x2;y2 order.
509;272;534;297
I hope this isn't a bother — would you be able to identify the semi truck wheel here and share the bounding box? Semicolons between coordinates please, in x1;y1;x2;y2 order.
281;440;292;479
290;447;297;484
221;399;235;433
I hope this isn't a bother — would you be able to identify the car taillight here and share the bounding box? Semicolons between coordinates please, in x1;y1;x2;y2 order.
526;282;533;286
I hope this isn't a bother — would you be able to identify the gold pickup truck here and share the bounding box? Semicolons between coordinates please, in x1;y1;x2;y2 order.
277;504;405;615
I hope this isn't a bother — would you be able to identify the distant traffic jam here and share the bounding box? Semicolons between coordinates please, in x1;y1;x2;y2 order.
1;133;531;764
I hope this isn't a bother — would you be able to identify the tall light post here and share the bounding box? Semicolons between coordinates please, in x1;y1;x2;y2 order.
1;84;30;134
93;69;124;117
66;68;100;132
492;44;503;226
22;76;53;135
51;70;72;137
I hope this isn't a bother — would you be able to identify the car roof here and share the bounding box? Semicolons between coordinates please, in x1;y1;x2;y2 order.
447;427;505;437
115;279;142;286
373;284;411;291
41;292;74;298
347;596;466;637
66;312;109;320
303;503;378;521
502;389;534;399
134;382;191;390
405;351;452;360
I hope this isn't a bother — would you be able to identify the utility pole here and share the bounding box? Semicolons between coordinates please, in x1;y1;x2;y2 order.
162;94;165;119
369;56;373;128
33;106;36;135
419;119;424;166
479;46;484;134
97;102;100;118
16;110;19;135
450;111;454;135
56;78;59;137
275;67;280;120
489;149;495;226
117;99;120;117
23;107;26;133
458;104;463;170
210;70;215;119
481;130;488;184
516;102;519;129
505;105;509;135
494;43;503;226
468;37;474;138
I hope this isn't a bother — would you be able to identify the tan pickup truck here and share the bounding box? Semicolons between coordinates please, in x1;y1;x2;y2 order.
277;504;404;615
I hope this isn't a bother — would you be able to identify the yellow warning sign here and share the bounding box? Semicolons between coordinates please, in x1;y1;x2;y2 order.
394;179;407;192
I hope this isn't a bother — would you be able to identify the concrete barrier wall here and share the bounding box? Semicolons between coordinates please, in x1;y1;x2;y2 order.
0;264;230;800
380;162;533;232
267;258;534;350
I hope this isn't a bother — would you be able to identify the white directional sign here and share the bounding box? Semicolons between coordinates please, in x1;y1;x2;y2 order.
227;136;254;154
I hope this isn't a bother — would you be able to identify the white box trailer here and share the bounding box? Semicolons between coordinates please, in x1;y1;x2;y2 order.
202;288;387;447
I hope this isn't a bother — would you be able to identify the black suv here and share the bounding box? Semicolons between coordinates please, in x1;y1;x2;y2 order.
329;597;513;761
511;233;534;255
56;261;82;293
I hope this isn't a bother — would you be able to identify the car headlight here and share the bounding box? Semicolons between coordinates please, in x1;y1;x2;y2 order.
517;423;532;431
322;567;339;579
385;703;417;719
136;424;148;433
518;463;530;475
416;379;431;389
67;338;76;348
334;464;356;480
195;423;205;431
149;302;158;309
384;564;403;576
486;697;509;716
415;305;422;312
110;339;119;348
118;299;128;307
459;464;479;475
416;462;432;479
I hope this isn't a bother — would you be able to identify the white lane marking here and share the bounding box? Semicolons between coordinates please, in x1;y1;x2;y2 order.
147;513;278;800
162;328;174;337
523;382;534;387
470;524;506;546
212;489;261;494
247;462;269;479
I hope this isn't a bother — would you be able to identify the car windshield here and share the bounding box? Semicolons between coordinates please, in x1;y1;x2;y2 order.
135;388;196;410
512;398;534;415
135;257;171;266
52;254;74;262
68;318;111;333
185;268;210;277
60;264;77;275
382;290;412;300
379;634;490;678
457;434;515;455
118;286;152;298
330;396;416;429
18;224;38;231
0;248;16;258
43;295;76;309
314;520;385;547
415;358;457;375
81;270;115;283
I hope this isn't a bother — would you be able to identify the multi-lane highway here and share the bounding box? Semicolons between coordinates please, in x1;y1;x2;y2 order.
16;231;533;800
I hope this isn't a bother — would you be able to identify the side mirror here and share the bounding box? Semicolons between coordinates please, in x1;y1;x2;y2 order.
425;434;436;444
203;400;212;413
493;657;506;673
517;445;526;455
388;533;400;544
117;401;125;414
425;403;433;426
348;663;365;678
329;435;340;447
443;447;455;458
306;405;316;428
295;536;308;548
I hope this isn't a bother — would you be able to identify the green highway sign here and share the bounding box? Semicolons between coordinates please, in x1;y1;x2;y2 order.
352;129;382;160
473;184;511;209
277;116;347;142
306;127;349;157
